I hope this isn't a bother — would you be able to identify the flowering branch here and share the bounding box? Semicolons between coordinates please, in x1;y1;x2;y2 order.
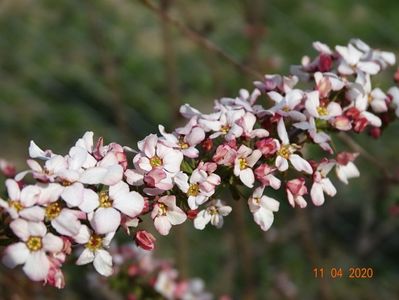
1;39;399;293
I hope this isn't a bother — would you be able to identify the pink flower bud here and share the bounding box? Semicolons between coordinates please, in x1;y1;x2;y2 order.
0;159;16;178
212;144;236;166
394;67;399;83
201;138;213;152
286;178;307;197
336;152;358;165
187;209;198;220
344;107;360;119
369;127;381;139
332;116;352;131
135;230;156;251
61;237;72;255
318;54;333;72
256;138;278;157
353;117;368;133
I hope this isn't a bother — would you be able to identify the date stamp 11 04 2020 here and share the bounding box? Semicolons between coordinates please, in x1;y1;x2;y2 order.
313;267;374;279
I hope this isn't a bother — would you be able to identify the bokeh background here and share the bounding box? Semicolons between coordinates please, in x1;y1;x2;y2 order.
1;0;399;299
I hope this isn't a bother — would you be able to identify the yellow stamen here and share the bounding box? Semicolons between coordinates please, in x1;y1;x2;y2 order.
207;206;218;216
238;158;248;170
150;155;163;168
158;203;168;216
86;235;103;251
178;137;189;149
45;201;62;220
9;200;23;212
220;125;230;134
187;183;200;196
277;145;292;159
99;191;113;208
317;106;328;116
26;236;42;252
61;180;72;187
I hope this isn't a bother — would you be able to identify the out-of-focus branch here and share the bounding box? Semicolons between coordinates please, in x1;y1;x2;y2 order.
337;132;399;183
160;0;181;118
87;7;130;137
240;0;265;67
138;0;264;80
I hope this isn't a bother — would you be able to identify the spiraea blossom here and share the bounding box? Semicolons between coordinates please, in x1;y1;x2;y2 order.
1;39;398;289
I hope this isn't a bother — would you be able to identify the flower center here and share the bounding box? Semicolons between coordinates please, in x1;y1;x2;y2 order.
99;191;113;208
238;158;248;170
9;200;23;212
282;105;290;112
45;201;62;220
207;206;218;216
187;183;200;196
254;197;261;205
317;106;328;116
157;203;168;216
86;234;103;251
277;145;292;159
220;125;230;134
150;155;163;168
61;180;72;187
26;236;42;252
178;137;189;149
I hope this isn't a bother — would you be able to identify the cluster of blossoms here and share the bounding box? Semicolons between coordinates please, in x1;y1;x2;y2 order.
88;243;229;300
0;39;398;289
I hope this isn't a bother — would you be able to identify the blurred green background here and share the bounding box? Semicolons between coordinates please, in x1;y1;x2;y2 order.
1;0;399;299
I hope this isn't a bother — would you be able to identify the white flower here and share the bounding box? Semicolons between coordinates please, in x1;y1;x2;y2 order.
336;42;380;75
294;117;333;153
266;89;306;121
130;134;183;190
311;161;337;206
237;112;269;138
90;181;144;234
0;179;43;221
75;225;115;276
275;119;313;174
2;219;63;281
233;145;262;188
194;200;232;230
305;90;342;120
335;160;360;184
248;187;280;231
207;109;245;141
314;72;345;98
151;195;187;236
159;122;204;158
174;168;220;210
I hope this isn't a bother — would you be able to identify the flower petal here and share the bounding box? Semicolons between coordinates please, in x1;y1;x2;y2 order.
76;248;95;265
42;233;64;253
91;208;121;234
113;191;144;218
2;242;29;268
93;249;113;277
22;251;50;281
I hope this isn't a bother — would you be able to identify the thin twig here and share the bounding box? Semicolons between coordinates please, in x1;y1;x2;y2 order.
337;132;399;183
138;0;264;80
